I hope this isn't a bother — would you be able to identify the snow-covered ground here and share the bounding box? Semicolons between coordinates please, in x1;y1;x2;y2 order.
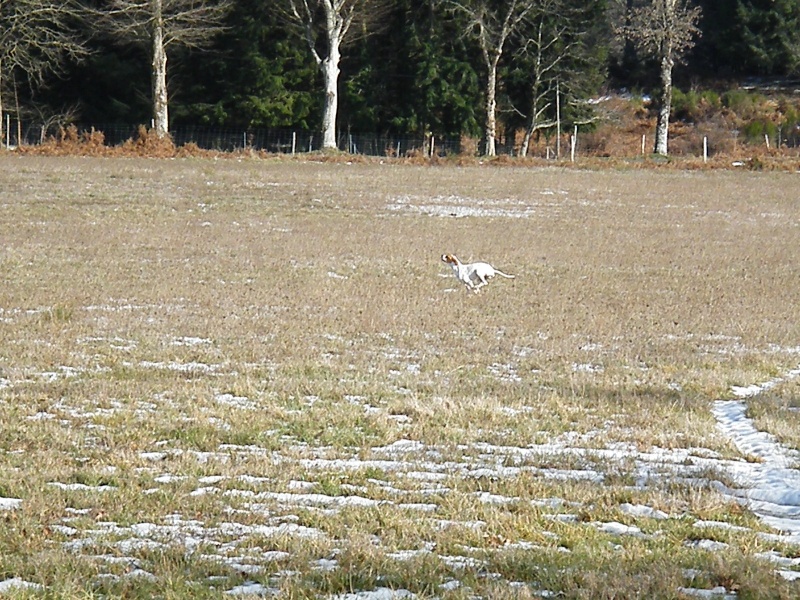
712;367;800;542
3;363;797;598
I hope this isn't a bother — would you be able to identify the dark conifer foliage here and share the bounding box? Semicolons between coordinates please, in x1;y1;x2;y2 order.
3;0;799;143
694;0;800;78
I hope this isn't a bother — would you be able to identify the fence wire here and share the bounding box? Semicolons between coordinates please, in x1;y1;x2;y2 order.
2;122;465;157
2;121;799;157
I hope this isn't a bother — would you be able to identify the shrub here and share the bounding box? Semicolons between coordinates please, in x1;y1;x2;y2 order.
672;89;721;122
741;119;778;145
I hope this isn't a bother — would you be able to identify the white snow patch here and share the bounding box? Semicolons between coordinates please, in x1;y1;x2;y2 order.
712;378;800;540
620;503;669;520
215;393;257;410
593;521;644;537
0;497;22;510
48;482;116;492
0;578;44;593
572;362;604;374
225;581;279;596
686;539;730;552
676;586;737;599
328;588;417;600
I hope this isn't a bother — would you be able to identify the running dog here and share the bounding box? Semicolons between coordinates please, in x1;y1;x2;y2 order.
441;253;515;292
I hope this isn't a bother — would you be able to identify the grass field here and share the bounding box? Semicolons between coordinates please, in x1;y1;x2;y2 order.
1;155;799;599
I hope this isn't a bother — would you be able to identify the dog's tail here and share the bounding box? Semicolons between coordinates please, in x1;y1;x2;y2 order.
495;270;515;279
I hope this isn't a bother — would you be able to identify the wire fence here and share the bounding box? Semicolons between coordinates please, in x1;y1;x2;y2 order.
2;120;800;158
2;122;465;157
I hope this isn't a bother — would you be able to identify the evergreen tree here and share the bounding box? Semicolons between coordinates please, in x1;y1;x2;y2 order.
694;0;800;77
172;0;318;128
340;0;480;140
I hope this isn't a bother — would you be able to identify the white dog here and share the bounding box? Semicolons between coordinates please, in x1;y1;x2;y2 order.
441;253;515;292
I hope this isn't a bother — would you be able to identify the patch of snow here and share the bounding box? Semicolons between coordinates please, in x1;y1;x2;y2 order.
328;588;417;600
48;482;116;492
170;336;211;346
572;362;604;374
713;392;800;539
754;550;800;567
215;393;257;410
686;539;729;552
137;360;220;374
0;497;22;510
312;558;339;571
676;586;737;599
620;503;669;520
593;521;644;537
225;581;278;596
693;520;750;532
439;580;461;591
0;578;44;592
473;491;517;505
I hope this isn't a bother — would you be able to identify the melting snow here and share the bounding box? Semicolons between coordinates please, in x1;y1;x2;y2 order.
0;497;22;510
328;589;417;600
0;579;44;593
712;375;800;541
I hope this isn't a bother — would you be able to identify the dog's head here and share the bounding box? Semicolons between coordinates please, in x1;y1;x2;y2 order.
441;253;457;265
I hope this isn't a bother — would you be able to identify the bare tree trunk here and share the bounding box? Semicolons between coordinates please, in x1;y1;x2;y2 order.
151;0;169;137
520;108;537;157
655;50;673;156
484;62;498;156
619;0;701;157
0;62;4;145
320;43;340;150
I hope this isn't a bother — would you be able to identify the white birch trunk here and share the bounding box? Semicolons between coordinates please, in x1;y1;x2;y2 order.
151;0;169;137
520;108;537;157
320;43;340;150
484;58;499;157
654;49;673;156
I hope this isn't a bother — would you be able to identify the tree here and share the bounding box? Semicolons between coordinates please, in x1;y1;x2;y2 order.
508;0;607;157
286;0;387;150
340;0;480;141
172;0;319;129
443;0;538;156
0;0;88;142
698;0;800;77
96;0;232;137
618;0;701;155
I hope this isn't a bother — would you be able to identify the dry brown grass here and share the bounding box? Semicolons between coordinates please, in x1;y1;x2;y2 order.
0;155;799;597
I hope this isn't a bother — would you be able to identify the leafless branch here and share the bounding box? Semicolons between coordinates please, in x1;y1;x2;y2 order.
95;0;233;49
0;0;89;88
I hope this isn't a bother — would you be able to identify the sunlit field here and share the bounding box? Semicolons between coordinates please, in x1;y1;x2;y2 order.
1;155;799;598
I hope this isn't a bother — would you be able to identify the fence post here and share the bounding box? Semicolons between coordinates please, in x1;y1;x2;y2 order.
703;137;708;163
765;133;770;149
292;132;296;155
5;114;9;149
556;82;561;159
570;125;577;162
430;135;435;158
641;134;646;156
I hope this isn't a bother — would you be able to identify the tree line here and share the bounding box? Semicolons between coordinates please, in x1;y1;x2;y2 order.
2;0;799;156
